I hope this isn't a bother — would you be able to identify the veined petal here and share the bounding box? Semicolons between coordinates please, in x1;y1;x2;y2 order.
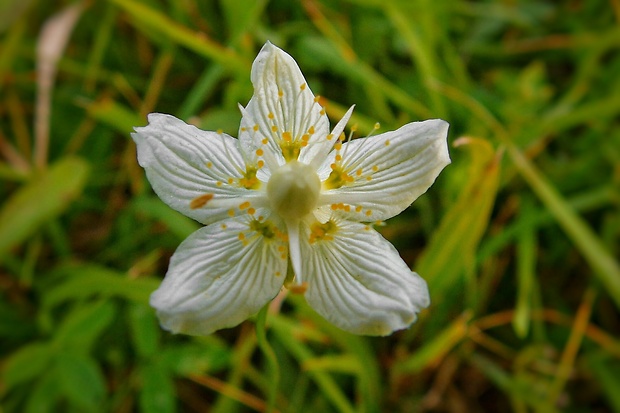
318;119;450;222
241;42;331;164
301;219;430;336
132;113;267;225
150;211;288;335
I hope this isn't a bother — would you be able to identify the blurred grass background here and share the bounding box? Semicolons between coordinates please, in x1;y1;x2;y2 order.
1;0;620;412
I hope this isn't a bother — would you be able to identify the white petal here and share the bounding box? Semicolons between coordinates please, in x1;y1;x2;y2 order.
150;212;288;335
132;113;267;225
241;42;331;164
318;119;450;222
300;219;430;336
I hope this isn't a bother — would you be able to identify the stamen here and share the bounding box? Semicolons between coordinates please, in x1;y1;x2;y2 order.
189;193;214;209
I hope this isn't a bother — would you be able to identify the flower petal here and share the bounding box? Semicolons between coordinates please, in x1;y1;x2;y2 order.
132;113;267;225
150;211;288;335
301;219;430;336
241;42;331;165
318;119;450;222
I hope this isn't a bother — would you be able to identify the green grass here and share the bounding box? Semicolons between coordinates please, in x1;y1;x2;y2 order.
1;0;620;412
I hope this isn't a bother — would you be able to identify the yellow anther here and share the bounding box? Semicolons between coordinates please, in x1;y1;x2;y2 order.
228;209;235;217
239;201;251;210
355;206;363;212
365;210;372;216
335;154;342;161
374;122;380;130
320;109;326;115
314;96;321;103
249;219;277;240
216;128;223;134
253;124;259;132
278;89;283;98
309;220;338;244
301;134;310;142
385;140;390;146
356;168;363;176
282;131;292;142
190;193;214;209
258;160;265;168
216;181;223;187
372;165;379;172
262;138;268;144
206;162;213;168
227;178;234;184
221;224;227;229
308;126;315;134
256;149;264;156
271;125;278;132
326;134;333;141
247;207;256;215
268;112;274;119
300;83;306;90
290;282;308;294
238;233;245;241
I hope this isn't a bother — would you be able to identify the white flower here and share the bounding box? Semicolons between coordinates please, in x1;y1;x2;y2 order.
132;42;450;336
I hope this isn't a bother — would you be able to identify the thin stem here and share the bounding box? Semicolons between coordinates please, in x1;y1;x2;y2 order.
255;304;280;413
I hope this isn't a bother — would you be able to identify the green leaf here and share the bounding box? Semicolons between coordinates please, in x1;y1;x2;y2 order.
53;300;116;351
129;303;160;358
85;98;144;135
43;264;160;308
25;370;61;413
55;352;107;411
396;312;471;374
2;342;54;390
139;363;177;413
417;138;500;300
108;0;249;74
131;196;200;240
0;157;89;258
588;352;620;411
161;342;231;376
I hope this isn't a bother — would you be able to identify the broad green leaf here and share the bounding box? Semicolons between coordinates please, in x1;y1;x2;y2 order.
0;157;89;258
53;300;116;351
161;342;231;376
44;264;160;308
139;363;176;413
131;196;200;240
55;352;106;411
25;370;61;413
2;342;54;390
129;303;160;358
416;137;500;299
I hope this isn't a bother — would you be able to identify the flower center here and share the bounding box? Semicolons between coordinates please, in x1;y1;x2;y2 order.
267;160;320;220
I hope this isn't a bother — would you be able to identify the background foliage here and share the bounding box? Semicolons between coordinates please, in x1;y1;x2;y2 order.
1;0;619;412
